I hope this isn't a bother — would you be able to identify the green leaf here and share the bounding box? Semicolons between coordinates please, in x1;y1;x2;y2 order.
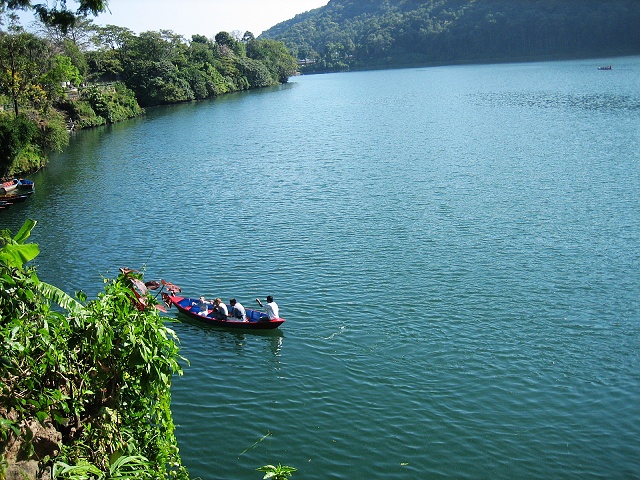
36;281;85;313
13;218;37;244
52;460;102;479
0;243;40;268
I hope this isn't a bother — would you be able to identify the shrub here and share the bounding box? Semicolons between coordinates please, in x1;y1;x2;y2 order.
0;221;188;480
0;114;39;177
9;143;46;176
78;83;142;124
38;110;70;153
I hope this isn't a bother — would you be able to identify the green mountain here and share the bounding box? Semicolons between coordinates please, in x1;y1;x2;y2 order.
261;0;640;72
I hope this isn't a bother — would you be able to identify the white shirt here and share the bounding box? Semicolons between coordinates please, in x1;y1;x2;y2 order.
198;300;209;315
230;302;246;321
265;301;279;319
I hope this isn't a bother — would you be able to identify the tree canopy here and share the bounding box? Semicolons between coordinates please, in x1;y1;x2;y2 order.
0;0;108;32
85;27;298;106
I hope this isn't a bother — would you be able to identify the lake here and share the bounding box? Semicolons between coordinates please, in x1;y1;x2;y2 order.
3;56;640;479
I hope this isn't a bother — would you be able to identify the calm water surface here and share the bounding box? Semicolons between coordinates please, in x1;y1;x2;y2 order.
3;57;640;479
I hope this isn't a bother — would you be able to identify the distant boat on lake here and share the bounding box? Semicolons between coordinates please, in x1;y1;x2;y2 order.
598;65;612;70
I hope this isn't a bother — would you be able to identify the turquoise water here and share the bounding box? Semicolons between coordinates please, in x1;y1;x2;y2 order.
3;57;640;479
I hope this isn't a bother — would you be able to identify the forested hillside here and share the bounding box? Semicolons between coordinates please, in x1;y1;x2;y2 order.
262;0;640;72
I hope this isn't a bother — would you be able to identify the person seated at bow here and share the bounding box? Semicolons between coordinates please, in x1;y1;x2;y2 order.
198;296;211;316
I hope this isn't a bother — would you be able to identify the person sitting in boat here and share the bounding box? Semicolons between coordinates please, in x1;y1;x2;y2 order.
198;296;211;316
257;295;279;321
212;298;228;320
228;298;247;322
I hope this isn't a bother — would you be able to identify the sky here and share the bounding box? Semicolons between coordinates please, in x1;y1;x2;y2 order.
18;0;329;38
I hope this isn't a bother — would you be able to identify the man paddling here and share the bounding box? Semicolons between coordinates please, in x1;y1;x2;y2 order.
256;295;279;321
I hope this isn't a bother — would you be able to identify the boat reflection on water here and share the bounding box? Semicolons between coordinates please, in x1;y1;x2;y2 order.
167;314;284;359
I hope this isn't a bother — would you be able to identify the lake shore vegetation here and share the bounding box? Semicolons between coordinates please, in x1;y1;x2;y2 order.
0;220;188;480
0;6;298;179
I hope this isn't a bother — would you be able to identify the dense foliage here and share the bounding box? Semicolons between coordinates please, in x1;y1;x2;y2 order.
0;0;108;33
86;27;298;107
0;220;188;480
262;0;640;72
57;82;143;128
0;110;69;177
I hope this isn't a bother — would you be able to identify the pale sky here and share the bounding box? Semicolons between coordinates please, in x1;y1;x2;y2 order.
19;0;329;39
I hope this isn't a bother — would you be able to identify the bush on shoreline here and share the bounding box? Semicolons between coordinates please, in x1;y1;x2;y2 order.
0;220;188;480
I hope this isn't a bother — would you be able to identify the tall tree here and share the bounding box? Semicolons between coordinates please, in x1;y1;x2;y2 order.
0;0;109;32
87;24;133;81
0;31;51;115
31;16;97;52
246;38;298;83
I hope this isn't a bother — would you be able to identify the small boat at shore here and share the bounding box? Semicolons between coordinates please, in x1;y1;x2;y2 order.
0;179;18;193
0;191;34;213
0;178;34;193
0;191;33;203
167;295;285;329
17;179;35;190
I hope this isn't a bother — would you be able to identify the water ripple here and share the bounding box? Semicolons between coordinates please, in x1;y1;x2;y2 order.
5;57;640;480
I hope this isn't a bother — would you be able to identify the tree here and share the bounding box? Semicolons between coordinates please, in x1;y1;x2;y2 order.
30;15;97;52
191;33;212;47
40;54;82;100
1;0;109;33
188;39;214;65
214;30;245;56
242;31;255;43
0;31;51;115
91;23;134;51
237;56;275;88
61;37;89;79
214;31;235;50
87;24;134;81
246;38;298;83
0;114;38;176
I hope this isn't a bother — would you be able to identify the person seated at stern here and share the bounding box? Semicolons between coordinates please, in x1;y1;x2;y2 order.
263;295;279;320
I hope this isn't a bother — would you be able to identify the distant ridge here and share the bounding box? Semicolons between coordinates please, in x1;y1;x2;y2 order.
261;0;640;72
